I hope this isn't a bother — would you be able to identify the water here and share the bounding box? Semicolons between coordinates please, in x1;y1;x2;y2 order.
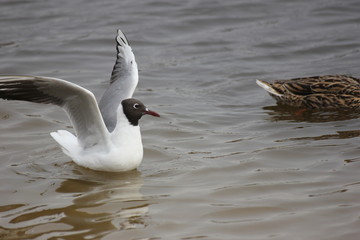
1;0;360;239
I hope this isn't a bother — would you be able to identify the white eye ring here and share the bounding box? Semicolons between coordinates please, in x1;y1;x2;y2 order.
133;103;140;109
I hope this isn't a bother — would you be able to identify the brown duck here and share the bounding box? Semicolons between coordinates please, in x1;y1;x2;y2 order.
256;75;360;110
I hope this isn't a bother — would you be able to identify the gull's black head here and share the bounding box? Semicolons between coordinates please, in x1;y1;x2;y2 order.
121;98;160;126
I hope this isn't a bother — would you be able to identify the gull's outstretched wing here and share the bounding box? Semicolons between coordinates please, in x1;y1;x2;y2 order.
0;75;109;148
99;29;139;132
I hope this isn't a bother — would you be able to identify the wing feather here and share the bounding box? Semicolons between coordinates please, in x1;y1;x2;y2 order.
0;75;109;149
99;29;139;132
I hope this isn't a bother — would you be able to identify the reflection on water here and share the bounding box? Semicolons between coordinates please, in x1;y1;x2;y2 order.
0;170;147;239
263;105;360;123
276;129;360;142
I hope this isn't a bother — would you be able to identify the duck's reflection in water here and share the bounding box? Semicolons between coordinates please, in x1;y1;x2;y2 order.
263;104;360;123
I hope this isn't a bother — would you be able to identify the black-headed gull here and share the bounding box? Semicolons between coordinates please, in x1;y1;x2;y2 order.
0;29;160;172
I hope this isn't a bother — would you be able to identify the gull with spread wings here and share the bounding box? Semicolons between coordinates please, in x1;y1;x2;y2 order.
0;29;160;172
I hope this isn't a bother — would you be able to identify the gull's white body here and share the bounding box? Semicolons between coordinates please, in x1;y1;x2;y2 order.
0;29;156;172
50;105;143;172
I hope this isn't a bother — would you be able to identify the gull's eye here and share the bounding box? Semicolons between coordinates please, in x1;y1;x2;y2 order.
133;103;140;109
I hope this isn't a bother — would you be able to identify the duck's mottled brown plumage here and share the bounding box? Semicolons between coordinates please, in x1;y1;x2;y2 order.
257;75;360;110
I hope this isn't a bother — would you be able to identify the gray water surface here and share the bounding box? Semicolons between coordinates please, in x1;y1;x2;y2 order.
1;0;360;239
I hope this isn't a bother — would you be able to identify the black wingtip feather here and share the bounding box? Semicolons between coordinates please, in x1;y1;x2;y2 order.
0;79;64;106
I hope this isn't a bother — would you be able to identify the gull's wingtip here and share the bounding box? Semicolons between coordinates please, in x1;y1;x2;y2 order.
116;28;129;46
116;29;124;37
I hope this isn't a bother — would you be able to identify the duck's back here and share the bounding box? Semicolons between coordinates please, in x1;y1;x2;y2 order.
257;75;360;109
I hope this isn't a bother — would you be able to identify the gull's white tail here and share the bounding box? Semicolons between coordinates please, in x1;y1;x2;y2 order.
50;130;79;156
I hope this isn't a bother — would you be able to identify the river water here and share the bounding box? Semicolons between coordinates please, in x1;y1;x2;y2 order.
1;0;360;239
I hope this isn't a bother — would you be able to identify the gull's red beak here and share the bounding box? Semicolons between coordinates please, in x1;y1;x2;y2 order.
144;108;160;117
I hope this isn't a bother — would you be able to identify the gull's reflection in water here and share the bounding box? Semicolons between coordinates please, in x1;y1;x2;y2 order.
57;168;148;235
0;167;148;239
